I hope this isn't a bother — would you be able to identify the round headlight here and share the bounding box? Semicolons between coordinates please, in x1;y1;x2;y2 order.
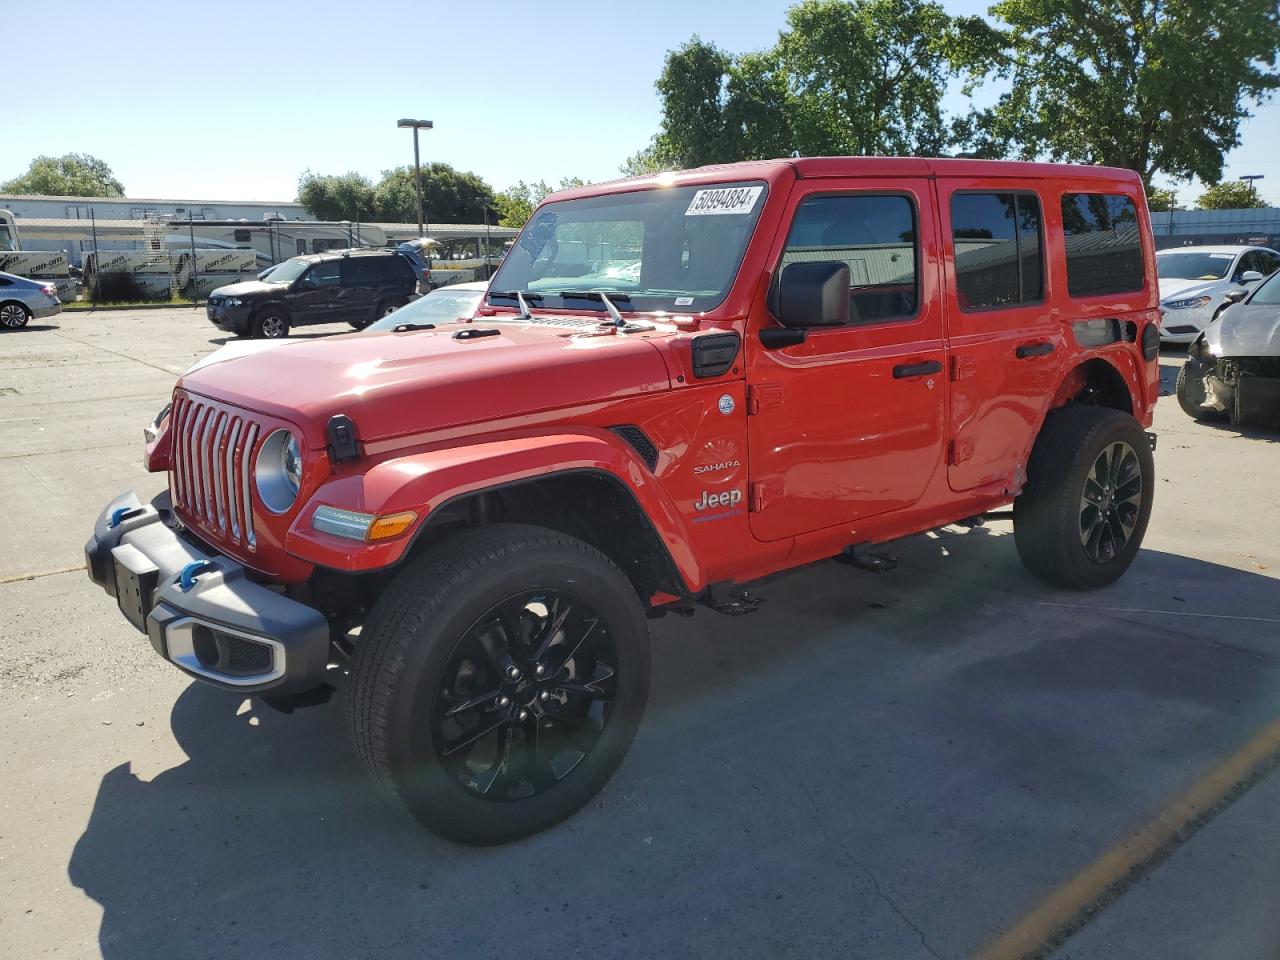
256;429;302;514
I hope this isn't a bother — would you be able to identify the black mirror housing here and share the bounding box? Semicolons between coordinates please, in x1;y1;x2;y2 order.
776;261;851;328
1224;289;1247;304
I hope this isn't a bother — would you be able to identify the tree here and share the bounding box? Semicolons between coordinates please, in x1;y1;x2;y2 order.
1145;187;1180;212
1197;180;1267;210
957;0;1280;187
2;153;124;196
494;177;589;227
626;1;988;173
297;170;375;221
371;163;497;225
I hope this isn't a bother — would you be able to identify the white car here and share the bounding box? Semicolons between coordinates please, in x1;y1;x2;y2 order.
1156;245;1280;344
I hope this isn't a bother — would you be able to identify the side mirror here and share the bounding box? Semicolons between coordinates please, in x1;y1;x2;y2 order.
1240;270;1264;284
776;261;851;328
1223;288;1248;304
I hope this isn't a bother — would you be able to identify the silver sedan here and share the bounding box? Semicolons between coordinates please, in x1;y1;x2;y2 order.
0;270;62;329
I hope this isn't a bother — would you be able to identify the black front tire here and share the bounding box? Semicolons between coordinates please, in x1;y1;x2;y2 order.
346;524;651;845
1175;360;1213;420
251;310;289;339
1014;406;1154;590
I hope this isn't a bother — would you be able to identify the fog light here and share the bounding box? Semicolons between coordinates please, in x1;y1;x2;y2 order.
312;506;417;542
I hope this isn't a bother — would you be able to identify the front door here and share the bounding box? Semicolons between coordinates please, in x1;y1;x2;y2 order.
746;180;947;543
292;260;343;325
339;258;379;324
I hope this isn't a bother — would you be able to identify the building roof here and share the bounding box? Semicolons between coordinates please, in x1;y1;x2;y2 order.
0;192;303;208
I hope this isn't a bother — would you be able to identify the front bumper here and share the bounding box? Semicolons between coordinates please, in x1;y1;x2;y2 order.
206;301;251;332
1160;304;1216;343
85;490;331;694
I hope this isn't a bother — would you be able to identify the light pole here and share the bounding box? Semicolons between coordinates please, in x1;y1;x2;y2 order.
397;118;434;239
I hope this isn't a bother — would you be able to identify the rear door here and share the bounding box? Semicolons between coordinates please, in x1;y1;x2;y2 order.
938;181;1059;491
746;179;947;542
339;258;378;323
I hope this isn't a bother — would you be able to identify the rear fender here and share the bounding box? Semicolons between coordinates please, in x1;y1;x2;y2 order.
285;430;703;590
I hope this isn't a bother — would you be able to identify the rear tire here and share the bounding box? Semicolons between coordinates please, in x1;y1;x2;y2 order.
0;301;31;329
346;524;651;845
1014;406;1154;590
251;310;289;339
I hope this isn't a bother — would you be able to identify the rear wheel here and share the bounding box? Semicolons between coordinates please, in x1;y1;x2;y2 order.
0;301;31;329
346;524;650;845
1014;406;1154;590
251;310;289;339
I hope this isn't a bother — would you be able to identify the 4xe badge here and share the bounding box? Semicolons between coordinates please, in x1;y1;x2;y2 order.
694;488;742;511
718;394;735;415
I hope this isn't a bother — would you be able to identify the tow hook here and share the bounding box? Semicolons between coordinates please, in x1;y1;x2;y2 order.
1146;431;1158;452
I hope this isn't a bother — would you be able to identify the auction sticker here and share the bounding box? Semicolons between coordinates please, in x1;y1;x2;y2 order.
686;186;764;216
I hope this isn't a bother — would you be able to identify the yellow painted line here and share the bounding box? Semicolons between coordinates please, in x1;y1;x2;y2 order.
976;713;1280;960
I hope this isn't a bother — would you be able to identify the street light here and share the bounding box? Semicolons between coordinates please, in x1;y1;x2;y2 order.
397;118;434;238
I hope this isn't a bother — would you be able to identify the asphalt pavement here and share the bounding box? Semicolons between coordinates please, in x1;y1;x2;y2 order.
2;309;1278;959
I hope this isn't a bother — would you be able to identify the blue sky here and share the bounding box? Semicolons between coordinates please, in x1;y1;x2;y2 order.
4;0;1279;206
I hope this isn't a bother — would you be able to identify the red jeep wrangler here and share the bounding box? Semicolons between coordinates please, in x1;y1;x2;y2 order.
87;158;1161;844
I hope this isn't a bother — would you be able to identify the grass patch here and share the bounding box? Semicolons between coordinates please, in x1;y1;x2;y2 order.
64;297;203;310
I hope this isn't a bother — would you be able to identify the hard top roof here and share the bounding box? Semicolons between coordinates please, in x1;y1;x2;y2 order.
548;156;1143;203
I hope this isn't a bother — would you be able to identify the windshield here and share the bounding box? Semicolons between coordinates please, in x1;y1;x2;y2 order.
487;181;768;313
366;286;484;331
262;258;310;284
1156;251;1234;281
1250;270;1280;305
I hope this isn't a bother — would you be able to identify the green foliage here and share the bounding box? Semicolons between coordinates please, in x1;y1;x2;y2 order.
297;164;497;227
296;170;375;221
628;1;990;173
372;163;497;224
494;177;589;228
1145;187;1180;212
957;0;1280;186
1197;180;1267;210
2;153;124;197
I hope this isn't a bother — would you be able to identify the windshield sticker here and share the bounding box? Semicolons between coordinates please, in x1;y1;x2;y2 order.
675;296;694;306
685;186;764;217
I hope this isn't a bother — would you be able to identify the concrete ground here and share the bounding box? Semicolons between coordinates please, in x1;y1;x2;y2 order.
2;309;1278;960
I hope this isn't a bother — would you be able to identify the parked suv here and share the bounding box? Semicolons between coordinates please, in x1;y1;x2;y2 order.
87;158;1161;844
206;250;417;338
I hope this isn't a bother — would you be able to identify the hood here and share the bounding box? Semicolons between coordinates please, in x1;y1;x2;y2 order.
1204;302;1280;358
210;279;282;298
1158;277;1223;302
184;337;290;374
178;320;673;445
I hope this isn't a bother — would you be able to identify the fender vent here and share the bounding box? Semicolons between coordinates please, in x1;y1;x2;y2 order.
610;425;658;471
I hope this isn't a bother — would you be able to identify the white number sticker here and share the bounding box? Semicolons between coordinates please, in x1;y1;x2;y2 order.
685;186;764;216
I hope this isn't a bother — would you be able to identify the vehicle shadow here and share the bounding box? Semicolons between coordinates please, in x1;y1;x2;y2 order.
1158;359;1181;396
66;535;1280;959
206;331;346;346
4;323;60;333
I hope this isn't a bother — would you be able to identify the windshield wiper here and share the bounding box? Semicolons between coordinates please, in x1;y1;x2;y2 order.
558;290;652;331
488;289;543;320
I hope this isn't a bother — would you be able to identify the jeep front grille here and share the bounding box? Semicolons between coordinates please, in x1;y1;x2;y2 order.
170;393;261;549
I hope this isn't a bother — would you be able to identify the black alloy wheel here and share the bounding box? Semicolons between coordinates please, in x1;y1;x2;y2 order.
433;590;617;801
1078;440;1143;564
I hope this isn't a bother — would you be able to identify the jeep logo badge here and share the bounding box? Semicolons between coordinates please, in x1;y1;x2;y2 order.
694;488;742;510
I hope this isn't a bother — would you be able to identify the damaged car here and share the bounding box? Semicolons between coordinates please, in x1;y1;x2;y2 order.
1177;268;1280;426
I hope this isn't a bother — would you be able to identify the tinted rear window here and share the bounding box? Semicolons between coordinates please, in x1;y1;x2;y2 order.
951;192;1043;310
1061;194;1143;297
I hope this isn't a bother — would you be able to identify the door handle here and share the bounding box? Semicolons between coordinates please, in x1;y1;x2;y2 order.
893;360;942;379
1016;341;1055;359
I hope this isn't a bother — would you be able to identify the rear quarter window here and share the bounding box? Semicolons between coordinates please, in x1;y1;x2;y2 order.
1061;193;1144;297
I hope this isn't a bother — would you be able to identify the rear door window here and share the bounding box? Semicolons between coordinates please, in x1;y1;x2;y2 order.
951;192;1043;310
1061;194;1144;297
